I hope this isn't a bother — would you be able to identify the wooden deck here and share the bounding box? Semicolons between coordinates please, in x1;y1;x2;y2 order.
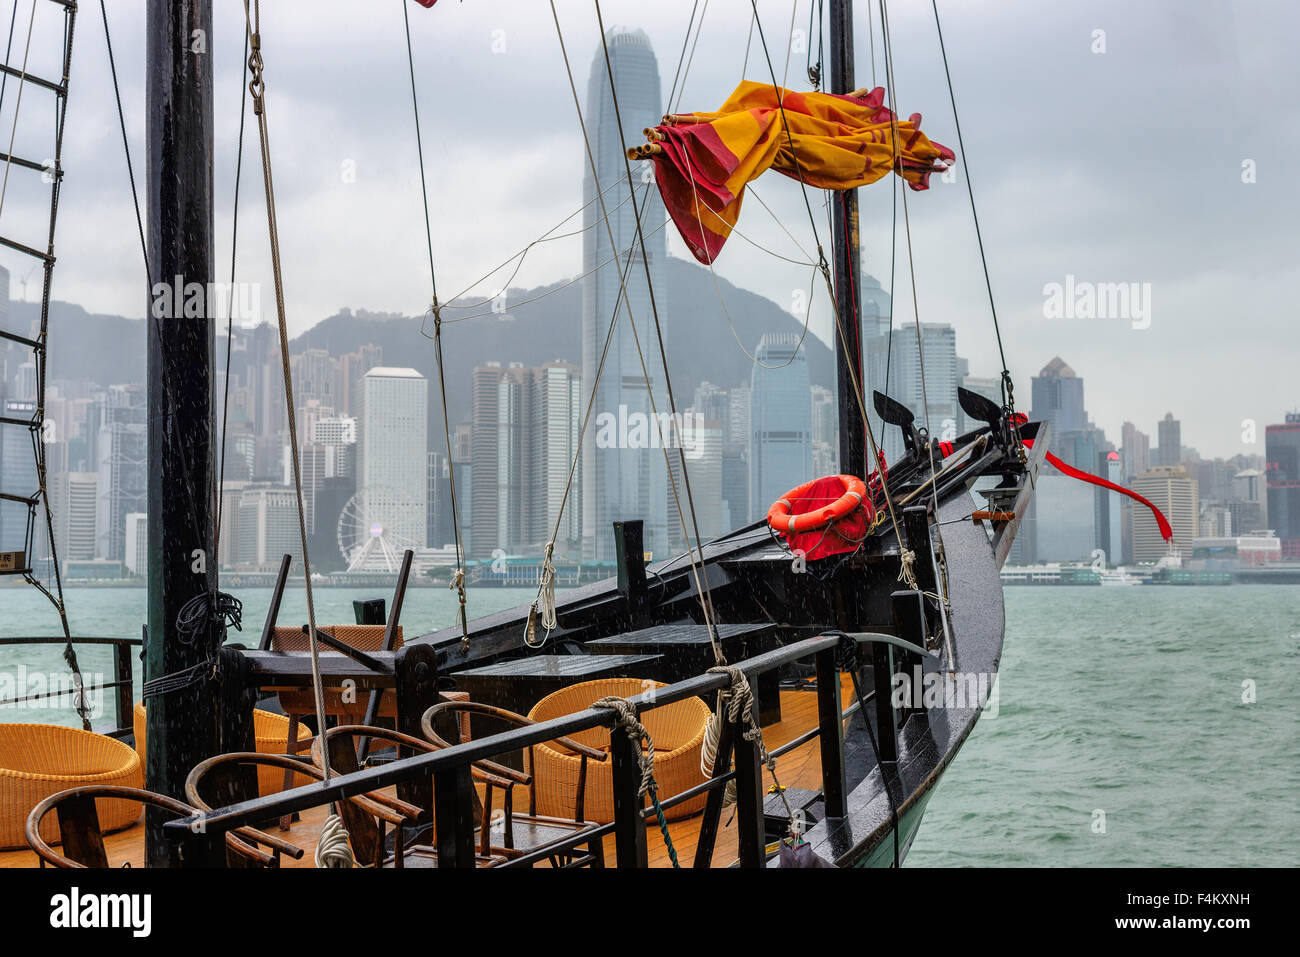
1;680;852;869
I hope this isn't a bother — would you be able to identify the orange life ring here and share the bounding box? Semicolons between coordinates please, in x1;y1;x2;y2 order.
766;474;869;534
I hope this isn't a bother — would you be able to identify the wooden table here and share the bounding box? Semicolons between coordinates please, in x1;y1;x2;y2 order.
586;622;783;725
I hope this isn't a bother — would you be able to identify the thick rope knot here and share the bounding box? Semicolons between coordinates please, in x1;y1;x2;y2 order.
897;547;919;590
707;665;760;742
314;812;355;868
526;541;559;649
592;696;656;797
450;566;469;651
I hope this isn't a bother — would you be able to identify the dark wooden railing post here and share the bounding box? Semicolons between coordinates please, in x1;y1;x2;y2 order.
113;640;133;735
692;717;734;868
815;646;847;819
871;639;899;763
609;721;648;867
394;643;438;817
891;589;928;723
613;520;648;622
434;765;475;868
731;692;766;868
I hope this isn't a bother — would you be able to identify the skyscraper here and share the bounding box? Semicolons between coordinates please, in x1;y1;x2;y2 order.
94;385;146;561
867;322;960;463
1120;421;1150;482
1130;465;1198;562
1265;414;1300;559
356;367;428;565
750;334;812;518
1157;412;1182;467
1030;357;1087;438
580;27;669;561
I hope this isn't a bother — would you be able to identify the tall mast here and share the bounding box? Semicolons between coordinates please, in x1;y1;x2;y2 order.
829;0;866;475
144;0;216;866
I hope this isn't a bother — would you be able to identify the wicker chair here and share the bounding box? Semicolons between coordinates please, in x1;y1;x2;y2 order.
420;700;608;868
1;723;143;850
526;678;711;824
310;724;513;867
133;701;311;795
26;784;304;868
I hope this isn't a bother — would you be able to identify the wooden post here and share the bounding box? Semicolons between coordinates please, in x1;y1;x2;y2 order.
613;520;648;620
816;646;847;818
394;643;438;817
731;695;766;868
143;0;216;868
609;722;648;868
433;765;475;868
692;716;734;868
113;640;133;735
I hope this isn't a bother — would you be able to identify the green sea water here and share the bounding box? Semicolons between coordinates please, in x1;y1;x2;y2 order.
2;583;1295;866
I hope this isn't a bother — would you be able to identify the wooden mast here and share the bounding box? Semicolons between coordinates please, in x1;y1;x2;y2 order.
143;0;217;866
829;0;866;476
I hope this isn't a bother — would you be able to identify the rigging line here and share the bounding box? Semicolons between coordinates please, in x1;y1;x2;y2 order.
434;174;641;311
663;0;699;113
552;0;721;650
99;0;209;571
780;0;798;89
740;6;755;82
525;185;658;648
866;0;876;89
23;1;86;728
671;0;709;116
929;0;1010;397
749;0;909;558
884;129;898;400
242;0;333;790
673;140;817;369
594;0;724;643
746;184;816;263
404;0;469;647
880;0;954;644
0;0;35;224
748;0;822;249
430;205;665;325
805;0;824;89
214;25;250;569
0;0;17;115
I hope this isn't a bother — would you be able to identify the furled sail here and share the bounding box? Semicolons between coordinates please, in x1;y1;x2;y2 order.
638;81;954;264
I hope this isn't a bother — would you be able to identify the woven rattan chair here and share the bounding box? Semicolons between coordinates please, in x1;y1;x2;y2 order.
134;701;311;796
26;784;304;868
1;723;143;850
421;700;608;868
311;724;514;867
526;678;711;823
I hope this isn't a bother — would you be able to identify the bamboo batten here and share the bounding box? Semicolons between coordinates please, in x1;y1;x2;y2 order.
626;142;663;160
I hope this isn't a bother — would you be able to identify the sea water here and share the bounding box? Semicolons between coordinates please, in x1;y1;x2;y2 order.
1;584;1295;866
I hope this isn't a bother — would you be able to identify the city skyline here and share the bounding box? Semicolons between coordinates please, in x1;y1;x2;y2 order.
0;2;1291;467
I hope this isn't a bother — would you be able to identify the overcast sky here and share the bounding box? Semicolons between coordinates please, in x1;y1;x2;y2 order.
1;0;1296;460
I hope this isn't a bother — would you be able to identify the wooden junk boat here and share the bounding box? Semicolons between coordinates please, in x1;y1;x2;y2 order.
0;0;1061;869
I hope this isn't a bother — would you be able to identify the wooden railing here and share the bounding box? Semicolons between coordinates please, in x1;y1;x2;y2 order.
164;634;863;868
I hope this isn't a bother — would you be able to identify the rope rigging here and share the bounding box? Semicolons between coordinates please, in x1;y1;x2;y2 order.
402;0;469;651
0;0;88;728
593;0;725;657
240;0;353;865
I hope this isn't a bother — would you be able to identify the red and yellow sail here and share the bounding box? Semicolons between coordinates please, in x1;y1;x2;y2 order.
642;81;954;263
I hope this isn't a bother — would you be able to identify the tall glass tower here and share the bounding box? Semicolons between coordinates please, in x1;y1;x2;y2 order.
750;334;812;519
581;27;669;560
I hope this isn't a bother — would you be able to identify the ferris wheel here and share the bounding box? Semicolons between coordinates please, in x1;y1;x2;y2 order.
336;487;422;573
